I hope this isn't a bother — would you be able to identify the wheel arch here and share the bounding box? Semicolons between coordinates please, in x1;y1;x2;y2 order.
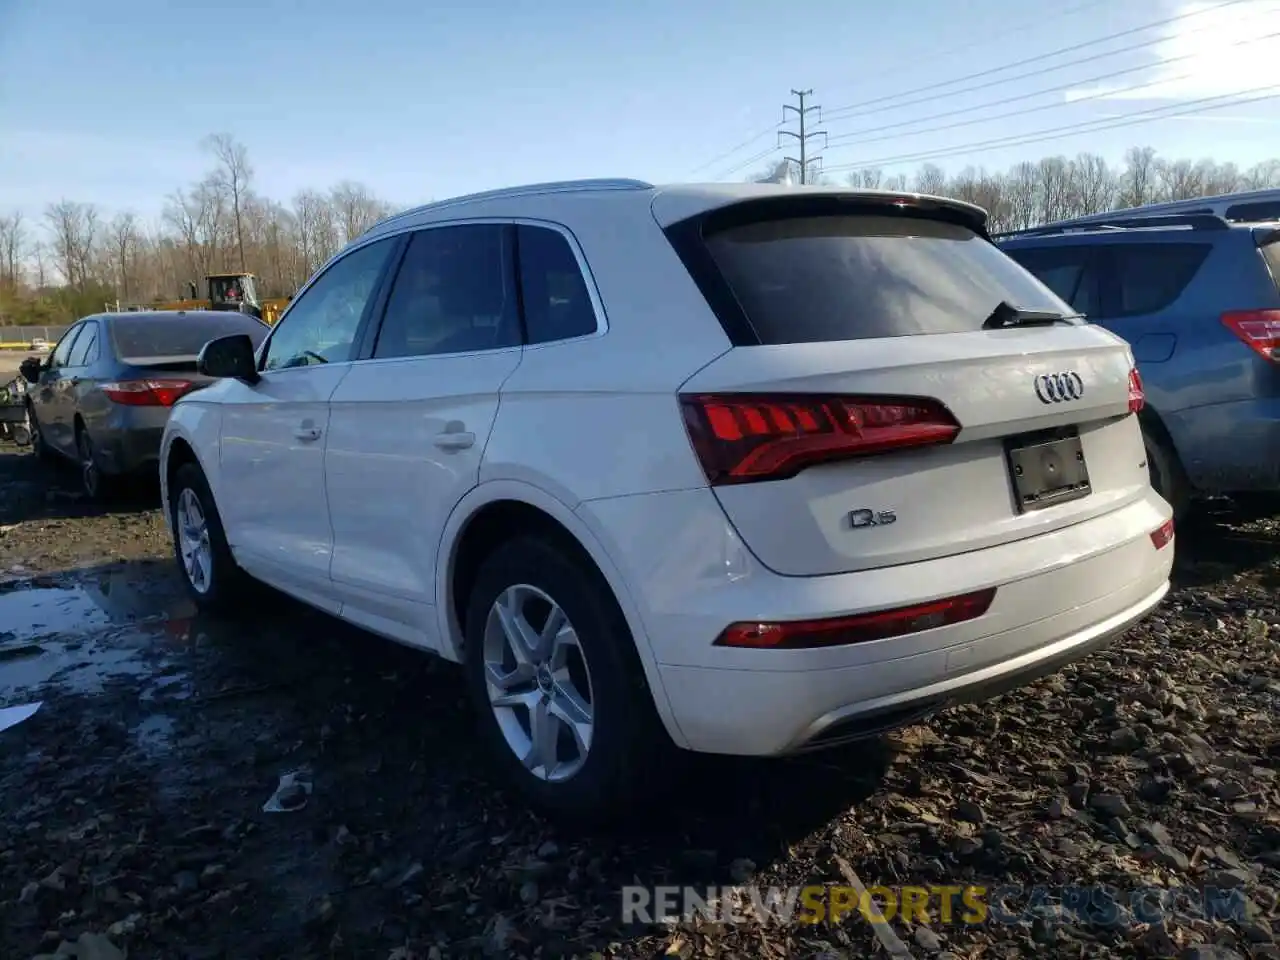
435;480;689;749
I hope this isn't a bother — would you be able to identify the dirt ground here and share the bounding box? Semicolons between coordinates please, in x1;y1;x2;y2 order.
0;440;1277;960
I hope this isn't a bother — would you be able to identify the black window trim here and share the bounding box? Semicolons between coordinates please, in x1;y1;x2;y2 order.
354;216;608;364
256;233;408;374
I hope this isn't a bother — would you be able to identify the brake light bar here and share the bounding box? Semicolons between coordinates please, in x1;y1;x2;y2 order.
715;588;997;650
679;393;961;485
1127;367;1145;414
101;379;195;407
1221;310;1280;363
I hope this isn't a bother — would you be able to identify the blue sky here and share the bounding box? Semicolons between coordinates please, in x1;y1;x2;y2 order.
2;0;1279;226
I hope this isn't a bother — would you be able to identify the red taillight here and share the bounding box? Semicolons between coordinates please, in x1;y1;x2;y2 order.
1221;310;1280;363
1150;518;1175;551
679;393;961;485
1127;368;1145;414
101;379;194;406
715;588;997;650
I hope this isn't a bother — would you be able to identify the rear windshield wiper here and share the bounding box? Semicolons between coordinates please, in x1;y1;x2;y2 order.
982;300;1084;330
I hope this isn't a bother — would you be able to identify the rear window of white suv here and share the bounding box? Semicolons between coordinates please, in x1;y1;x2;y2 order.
704;214;1073;344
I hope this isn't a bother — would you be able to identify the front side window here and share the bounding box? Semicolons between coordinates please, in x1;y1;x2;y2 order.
50;324;84;367
263;238;395;370
372;225;518;359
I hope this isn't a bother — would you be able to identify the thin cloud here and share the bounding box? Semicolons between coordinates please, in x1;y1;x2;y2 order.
1066;0;1280;101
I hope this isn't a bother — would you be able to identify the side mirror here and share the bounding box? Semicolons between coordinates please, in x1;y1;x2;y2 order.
197;334;260;384
19;357;43;383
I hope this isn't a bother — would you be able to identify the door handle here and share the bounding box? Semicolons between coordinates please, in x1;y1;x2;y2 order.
293;426;322;442
433;431;475;451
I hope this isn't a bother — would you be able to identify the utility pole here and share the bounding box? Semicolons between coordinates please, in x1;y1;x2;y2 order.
779;89;827;185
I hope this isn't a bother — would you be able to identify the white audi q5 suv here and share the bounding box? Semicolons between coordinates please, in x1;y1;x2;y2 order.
159;179;1174;818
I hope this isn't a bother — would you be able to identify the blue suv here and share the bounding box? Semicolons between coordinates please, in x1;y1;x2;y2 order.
998;209;1279;519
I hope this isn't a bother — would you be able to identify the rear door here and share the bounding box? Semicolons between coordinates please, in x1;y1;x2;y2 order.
324;222;524;645
669;201;1149;576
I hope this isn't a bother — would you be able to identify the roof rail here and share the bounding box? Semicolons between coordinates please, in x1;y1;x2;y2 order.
365;178;654;236
1038;187;1280;229
995;212;1230;240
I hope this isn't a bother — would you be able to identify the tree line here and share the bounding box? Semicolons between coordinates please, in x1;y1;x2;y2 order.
3;137;1280;328
0;134;396;327
757;145;1280;230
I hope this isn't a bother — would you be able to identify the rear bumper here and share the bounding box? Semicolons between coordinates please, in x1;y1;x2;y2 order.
577;487;1173;756
660;575;1166;755
92;407;168;476
1166;396;1280;494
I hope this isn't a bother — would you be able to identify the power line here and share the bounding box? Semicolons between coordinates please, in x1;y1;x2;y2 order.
822;29;1280;154
821;85;1280;174
716;145;782;181
821;28;1280;149
779;89;827;184
818;0;1251;121
682;0;1119;176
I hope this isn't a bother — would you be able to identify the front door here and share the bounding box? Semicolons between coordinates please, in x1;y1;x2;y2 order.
324;224;523;649
217;237;399;611
32;323;85;455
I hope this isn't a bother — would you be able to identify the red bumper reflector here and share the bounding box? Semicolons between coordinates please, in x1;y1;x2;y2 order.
1150;518;1175;550
1127;368;1145;413
714;588;997;650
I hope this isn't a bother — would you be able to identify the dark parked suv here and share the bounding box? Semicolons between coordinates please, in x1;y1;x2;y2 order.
997;209;1280;518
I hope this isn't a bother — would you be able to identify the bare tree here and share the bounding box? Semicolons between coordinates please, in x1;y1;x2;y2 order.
44;200;99;289
1119;146;1158;209
0;211;25;287
330;181;392;243
109;212;141;302
204;133;253;272
912;164;947;195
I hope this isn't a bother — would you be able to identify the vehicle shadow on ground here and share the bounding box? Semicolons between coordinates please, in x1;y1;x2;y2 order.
0;446;161;524
1172;500;1279;590
3;557;891;954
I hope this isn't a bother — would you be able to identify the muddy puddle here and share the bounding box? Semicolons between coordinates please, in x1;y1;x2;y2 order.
0;574;195;703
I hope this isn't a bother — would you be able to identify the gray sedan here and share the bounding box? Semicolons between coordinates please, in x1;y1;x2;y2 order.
20;310;270;499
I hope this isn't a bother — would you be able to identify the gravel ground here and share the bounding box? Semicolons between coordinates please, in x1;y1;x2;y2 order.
0;440;1276;960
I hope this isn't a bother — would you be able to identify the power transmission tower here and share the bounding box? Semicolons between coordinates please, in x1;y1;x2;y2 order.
779;89;827;184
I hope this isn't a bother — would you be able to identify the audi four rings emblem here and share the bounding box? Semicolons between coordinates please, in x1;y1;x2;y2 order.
1034;371;1085;404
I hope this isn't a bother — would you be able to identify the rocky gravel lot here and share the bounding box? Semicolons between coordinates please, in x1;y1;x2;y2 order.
0;440;1276;960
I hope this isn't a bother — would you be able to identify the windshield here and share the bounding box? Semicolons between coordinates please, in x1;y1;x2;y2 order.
702;214;1075;345
110;314;269;361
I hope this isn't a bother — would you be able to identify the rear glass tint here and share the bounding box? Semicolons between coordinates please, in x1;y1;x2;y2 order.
703;215;1073;344
1107;243;1211;318
111;314;269;360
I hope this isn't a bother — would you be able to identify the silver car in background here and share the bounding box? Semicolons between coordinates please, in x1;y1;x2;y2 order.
20;310;270;499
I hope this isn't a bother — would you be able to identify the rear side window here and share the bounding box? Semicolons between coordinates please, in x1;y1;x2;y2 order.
516;226;598;344
1226;201;1280;222
1106;243;1210;318
1261;238;1280;293
1004;245;1100;318
112;314;269;360
68;322;99;366
701;214;1072;344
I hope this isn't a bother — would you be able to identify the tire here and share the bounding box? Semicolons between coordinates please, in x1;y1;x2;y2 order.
169;461;249;614
462;535;674;822
76;425;116;502
1143;428;1190;522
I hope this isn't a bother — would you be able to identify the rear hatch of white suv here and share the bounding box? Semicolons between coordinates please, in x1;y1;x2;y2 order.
660;191;1152;576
